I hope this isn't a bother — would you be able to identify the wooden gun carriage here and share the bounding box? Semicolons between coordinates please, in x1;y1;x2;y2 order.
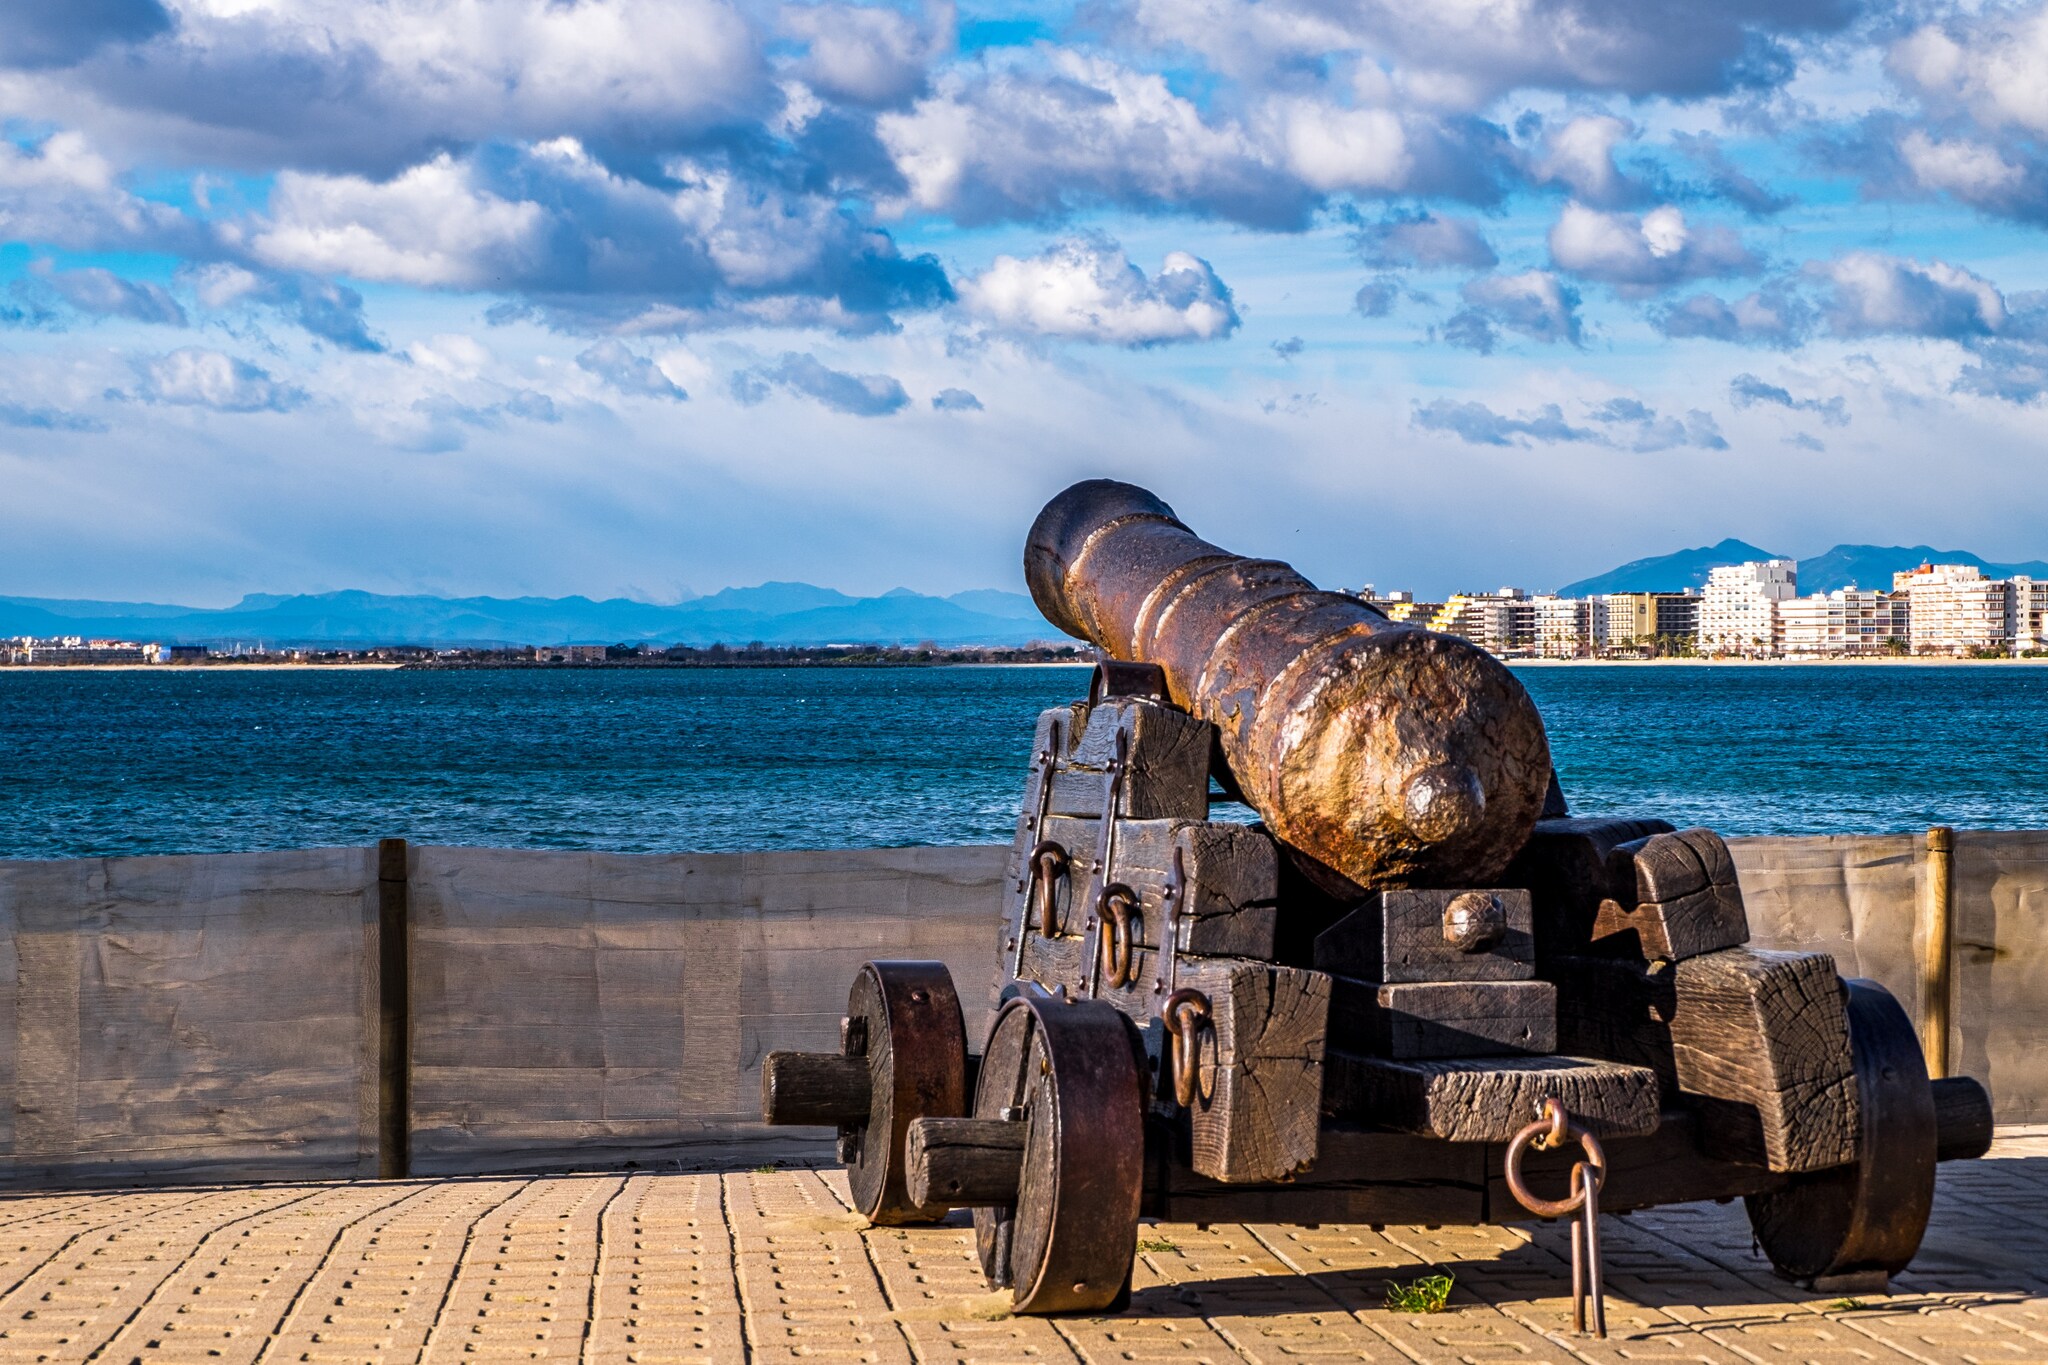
763;480;1994;1325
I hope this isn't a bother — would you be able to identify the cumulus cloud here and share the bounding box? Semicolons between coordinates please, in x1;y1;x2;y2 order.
1353;209;1496;269
1273;336;1305;359
1531;116;1647;207
1416;394;1724;449
782;3;939;107
1651;287;1811;346
1811;252;2006;338
1547;203;1758;293
185;264;384;352
0;131;198;254
577;340;688;400
958;237;1240;346
1413;399;1594;445
46;266;186;326
1121;0;1857;110
246;141;951;332
1729;373;1849;425
136;349;306;413
1586;397;1728;451
931;387;982;411
1442;271;1582;352
876;55;1319;228
13;0;770;176
733;352;909;415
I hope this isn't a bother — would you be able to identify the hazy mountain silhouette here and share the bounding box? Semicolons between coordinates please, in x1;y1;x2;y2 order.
0;585;1063;648
1558;539;1782;595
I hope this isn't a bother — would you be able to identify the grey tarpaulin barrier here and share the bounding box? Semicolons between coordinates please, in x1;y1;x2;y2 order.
0;848;382;1188
1732;830;2048;1125
404;844;1004;1176
2;833;2043;1187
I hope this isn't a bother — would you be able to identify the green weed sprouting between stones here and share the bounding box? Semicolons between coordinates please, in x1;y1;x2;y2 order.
751;1164;778;1174
1827;1298;1867;1312
1384;1274;1455;1313
1136;1236;1178;1254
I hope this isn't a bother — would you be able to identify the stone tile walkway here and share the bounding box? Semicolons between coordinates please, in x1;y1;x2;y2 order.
2;1131;2044;1363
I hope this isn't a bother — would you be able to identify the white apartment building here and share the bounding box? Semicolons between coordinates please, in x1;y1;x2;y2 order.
1428;589;1533;654
2010;577;2048;653
1777;589;1910;656
1532;595;1606;658
1895;564;2010;654
1699;560;1797;655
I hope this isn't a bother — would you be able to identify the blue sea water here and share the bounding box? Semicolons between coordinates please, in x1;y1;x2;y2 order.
1;664;2044;859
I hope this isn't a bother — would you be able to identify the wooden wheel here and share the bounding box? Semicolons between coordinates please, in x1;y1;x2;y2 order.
972;992;1146;1314
760;960;967;1226
1746;978;1937;1285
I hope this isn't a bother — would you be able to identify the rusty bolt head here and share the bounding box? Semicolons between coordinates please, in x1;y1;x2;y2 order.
1403;764;1487;844
1442;891;1506;952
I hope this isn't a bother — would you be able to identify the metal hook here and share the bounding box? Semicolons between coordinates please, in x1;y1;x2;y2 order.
1163;988;1211;1108
1504;1098;1608;1338
1026;840;1069;938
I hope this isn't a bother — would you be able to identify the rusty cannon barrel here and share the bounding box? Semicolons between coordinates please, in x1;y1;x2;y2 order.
1025;479;1553;888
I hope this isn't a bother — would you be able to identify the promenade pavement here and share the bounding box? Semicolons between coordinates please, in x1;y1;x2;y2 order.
1;1130;2044;1364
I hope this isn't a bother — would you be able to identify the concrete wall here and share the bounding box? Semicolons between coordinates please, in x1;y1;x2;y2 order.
1;832;2041;1187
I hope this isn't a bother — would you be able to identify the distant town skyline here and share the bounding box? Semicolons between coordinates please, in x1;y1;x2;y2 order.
4;2;2048;604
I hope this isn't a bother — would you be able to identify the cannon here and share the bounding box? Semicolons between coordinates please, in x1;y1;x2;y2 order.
763;479;1994;1326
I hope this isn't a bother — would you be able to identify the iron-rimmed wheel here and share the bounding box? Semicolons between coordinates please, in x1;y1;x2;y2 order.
972;991;1146;1314
761;959;968;1226
1746;978;1937;1285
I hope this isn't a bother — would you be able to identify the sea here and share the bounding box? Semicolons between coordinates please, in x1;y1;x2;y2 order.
2;663;2045;860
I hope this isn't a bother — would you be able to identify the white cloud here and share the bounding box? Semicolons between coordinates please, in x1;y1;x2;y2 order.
1443;271;1582;352
1897;130;2024;200
1890;10;2048;139
1813;253;2006;338
781;3;938;107
958;238;1240;346
137;348;306;412
46;266;187;325
252;154;547;290
1547;203;1758;292
578;339;689;400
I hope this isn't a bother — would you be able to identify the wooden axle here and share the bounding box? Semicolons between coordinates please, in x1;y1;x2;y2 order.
907;1117;1027;1206
761;1052;871;1126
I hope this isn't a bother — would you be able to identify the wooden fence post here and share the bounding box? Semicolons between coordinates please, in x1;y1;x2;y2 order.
377;838;411;1178
1920;826;1955;1080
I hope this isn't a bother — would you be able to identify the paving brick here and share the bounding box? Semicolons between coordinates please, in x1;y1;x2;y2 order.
1;1131;2044;1363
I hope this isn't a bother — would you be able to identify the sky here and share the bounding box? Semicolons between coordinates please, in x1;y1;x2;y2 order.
3;0;2047;605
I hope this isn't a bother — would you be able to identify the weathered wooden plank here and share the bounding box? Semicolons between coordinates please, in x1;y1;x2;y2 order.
1153;1125;1490;1226
1312;888;1534;983
1550;946;1858;1173
1322;1051;1660;1142
1329;978;1555;1059
1501;816;1676;957
1186;962;1331;1184
1591;828;1749;962
906;1116;1026;1206
1034;814;1279;958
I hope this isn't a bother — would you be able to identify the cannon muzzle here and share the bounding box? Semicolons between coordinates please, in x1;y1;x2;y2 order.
1025;479;1552;888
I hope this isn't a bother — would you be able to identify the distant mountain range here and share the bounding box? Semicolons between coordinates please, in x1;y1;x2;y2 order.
0;583;1064;649
1559;543;2048;597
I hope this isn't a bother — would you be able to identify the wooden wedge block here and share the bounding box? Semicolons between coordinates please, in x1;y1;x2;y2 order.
1323;1052;1660;1142
1313;888;1534;983
1551;946;1857;1173
1329;978;1555;1059
1591;827;1749;961
1500;815;1676;957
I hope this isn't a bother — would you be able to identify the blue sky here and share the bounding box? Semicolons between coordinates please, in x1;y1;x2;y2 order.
2;0;2046;605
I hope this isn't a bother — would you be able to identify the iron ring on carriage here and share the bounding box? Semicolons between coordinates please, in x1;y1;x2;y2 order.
1503;1097;1607;1219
